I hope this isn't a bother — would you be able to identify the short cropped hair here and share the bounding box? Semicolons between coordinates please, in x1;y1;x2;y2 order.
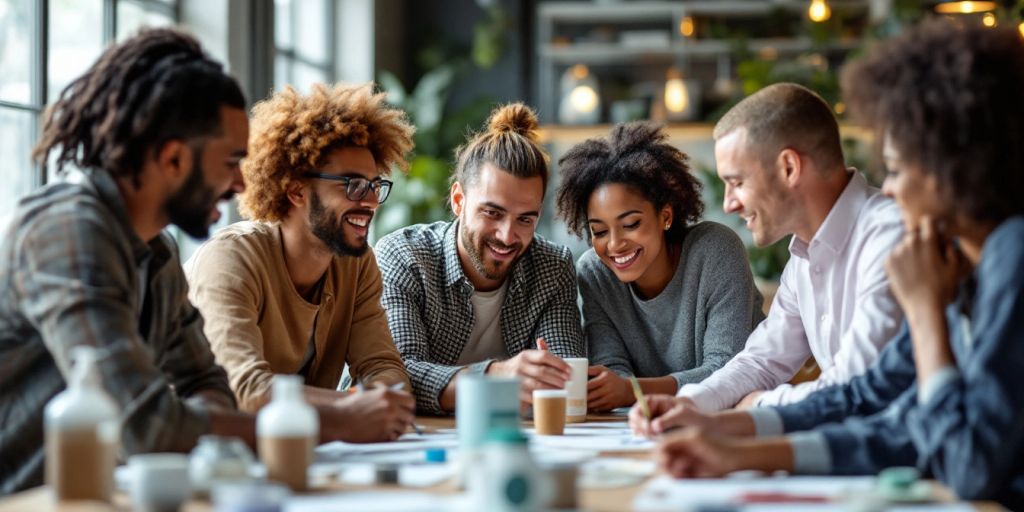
239;82;415;222
452;103;549;192
713;83;844;172
842;19;1024;225
555;121;703;244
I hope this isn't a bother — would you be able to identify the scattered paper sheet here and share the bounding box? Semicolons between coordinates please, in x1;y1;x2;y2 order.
284;491;469;512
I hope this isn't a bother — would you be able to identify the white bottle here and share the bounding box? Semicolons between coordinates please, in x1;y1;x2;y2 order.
256;375;318;491
44;346;120;502
473;428;552;512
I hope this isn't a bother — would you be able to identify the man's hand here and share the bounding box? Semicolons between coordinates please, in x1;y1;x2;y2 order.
323;385;416;442
735;390;764;409
488;338;571;403
656;428;742;478
586;365;634;411
630;395;712;438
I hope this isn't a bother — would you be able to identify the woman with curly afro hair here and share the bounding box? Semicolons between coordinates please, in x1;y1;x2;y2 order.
555;121;764;411
184;82;419;442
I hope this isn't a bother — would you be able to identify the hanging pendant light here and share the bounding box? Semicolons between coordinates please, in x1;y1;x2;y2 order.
934;1;997;14
809;0;832;22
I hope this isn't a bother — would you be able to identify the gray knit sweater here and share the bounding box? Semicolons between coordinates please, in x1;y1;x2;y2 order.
577;221;765;388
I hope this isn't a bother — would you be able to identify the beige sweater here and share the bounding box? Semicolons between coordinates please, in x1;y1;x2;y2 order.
184;221;409;411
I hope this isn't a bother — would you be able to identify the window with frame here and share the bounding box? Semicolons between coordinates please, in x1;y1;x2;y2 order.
0;0;177;221
274;0;335;92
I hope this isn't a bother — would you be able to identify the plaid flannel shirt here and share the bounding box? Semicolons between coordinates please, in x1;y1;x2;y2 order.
375;221;585;414
0;169;236;494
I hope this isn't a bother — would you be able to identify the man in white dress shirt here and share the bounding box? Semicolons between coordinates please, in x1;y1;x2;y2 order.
631;83;904;429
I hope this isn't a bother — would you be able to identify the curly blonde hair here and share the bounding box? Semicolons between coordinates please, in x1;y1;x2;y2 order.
239;82;415;222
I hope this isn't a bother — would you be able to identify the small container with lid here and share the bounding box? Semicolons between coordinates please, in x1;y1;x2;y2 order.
471;428;551;512
44;346;120;502
189;435;257;497
256;375;318;492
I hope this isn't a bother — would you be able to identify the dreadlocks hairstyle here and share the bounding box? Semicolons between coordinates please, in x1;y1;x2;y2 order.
452;103;549;191
33;28;245;186
239;82;415;222
842;19;1024;225
555;121;703;244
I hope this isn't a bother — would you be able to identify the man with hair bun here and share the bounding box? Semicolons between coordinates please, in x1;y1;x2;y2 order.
376;103;585;415
630;82;905;435
185;83;416;441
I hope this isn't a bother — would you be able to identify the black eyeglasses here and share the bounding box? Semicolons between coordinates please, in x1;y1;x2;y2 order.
304;172;393;204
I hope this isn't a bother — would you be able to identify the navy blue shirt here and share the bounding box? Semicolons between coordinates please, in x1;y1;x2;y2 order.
771;216;1024;508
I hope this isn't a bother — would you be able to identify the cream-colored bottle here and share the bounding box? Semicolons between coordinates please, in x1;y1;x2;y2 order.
257;375;318;491
44;346;120;502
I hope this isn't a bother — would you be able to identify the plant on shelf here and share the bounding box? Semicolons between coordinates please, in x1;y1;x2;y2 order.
374;5;507;239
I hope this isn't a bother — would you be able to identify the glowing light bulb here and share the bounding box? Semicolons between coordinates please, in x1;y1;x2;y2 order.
982;12;996;27
809;0;831;22
569;85;599;113
934;1;997;14
680;16;695;38
1019;21;1024;39
665;69;689;114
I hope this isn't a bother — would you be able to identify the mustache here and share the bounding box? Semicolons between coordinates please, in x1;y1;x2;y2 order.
484;238;521;252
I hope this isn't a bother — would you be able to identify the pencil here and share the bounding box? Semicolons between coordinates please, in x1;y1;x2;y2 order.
629;376;651;420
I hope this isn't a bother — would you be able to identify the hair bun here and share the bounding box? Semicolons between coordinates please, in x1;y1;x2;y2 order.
487;103;540;141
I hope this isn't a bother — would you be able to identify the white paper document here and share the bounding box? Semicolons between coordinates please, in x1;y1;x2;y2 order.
284;491;469;512
633;475;975;511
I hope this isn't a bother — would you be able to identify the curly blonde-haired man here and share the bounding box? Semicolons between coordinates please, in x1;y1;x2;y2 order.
185;82;416;441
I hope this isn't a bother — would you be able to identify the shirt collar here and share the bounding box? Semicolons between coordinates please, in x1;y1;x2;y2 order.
77;168;155;266
789;169;871;259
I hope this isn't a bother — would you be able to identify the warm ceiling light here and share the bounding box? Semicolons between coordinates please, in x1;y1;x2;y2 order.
680;16;695;37
1019;21;1024;39
809;0;831;22
934;1;998;14
664;67;689;114
982;12;997;26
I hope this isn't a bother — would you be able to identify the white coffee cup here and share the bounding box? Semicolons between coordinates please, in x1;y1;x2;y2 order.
129;453;190;512
564;358;588;423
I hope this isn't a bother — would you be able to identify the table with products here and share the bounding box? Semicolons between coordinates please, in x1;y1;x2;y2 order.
0;414;1003;512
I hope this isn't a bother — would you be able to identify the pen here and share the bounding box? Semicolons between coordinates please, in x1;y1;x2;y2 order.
367;381;423;435
629;376;651;420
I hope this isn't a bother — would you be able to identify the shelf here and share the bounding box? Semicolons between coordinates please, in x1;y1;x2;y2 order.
538;123;714;145
538;1;869;21
540;38;861;64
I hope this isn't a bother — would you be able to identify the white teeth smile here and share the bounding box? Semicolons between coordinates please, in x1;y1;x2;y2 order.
612;249;640;265
489;244;514;255
346;217;369;227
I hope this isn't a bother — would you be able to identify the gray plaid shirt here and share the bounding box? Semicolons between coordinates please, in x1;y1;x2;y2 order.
376;221;585;414
0;169;235;494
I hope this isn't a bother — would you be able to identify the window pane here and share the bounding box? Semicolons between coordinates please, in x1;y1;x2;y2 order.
292;61;328;93
0;107;36;221
274;53;291;90
48;0;103;101
117;1;174;41
274;0;292;49
0;0;35;104
295;0;327;63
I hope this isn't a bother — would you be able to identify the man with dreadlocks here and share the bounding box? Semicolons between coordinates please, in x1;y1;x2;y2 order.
0;29;351;494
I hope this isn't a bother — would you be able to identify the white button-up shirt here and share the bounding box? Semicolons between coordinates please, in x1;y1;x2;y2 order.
678;171;905;411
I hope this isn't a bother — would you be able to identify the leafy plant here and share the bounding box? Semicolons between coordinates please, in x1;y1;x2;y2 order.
374;6;508;238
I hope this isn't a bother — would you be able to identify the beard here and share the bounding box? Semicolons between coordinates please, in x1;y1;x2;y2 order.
165;155;226;239
459;218;524;282
309;189;370;257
